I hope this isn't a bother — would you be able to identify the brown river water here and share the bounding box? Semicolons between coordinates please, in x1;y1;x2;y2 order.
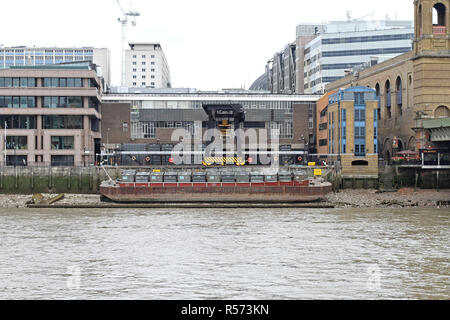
0;207;448;300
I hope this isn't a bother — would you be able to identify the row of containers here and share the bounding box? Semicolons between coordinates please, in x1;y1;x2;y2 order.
106;144;305;166
121;169;309;184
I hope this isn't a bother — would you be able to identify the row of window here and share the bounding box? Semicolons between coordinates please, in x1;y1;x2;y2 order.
321;33;413;45
132;75;156;79
0;96;99;109
0;77;36;88
43;96;83;108
322;47;411;58
0;77;96;88
0;96;36;108
132;82;156;87
132;54;155;59
0;115;85;130
43;78;83;88
5;136;75;150
132;61;156;66
0;49;93;55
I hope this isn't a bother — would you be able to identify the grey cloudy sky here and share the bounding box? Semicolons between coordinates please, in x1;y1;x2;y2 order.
1;0;414;90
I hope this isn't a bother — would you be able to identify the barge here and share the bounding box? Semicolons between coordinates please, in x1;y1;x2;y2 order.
100;170;333;203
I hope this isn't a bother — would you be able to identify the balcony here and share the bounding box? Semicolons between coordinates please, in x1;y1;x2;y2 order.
433;26;446;35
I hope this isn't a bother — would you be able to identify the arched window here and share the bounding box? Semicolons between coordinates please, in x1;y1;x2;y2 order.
433;3;446;26
435;105;450;118
433;3;446;34
375;83;381;120
396;76;403;116
385;80;391;119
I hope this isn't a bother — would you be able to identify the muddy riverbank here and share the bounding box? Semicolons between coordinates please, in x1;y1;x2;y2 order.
0;188;449;209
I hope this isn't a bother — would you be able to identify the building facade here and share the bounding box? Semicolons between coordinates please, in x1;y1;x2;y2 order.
316;91;336;158
0;64;103;166
304;20;414;94
263;20;413;95
124;43;171;89
101;88;319;166
328;87;379;179
326;0;450;161
0;46;111;87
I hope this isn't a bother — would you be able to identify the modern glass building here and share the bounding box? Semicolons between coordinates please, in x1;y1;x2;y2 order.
304;20;414;94
0;46;111;87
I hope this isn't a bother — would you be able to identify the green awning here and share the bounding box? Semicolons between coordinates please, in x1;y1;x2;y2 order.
423;117;450;129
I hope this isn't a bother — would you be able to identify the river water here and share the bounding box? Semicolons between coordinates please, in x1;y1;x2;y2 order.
0;207;448;300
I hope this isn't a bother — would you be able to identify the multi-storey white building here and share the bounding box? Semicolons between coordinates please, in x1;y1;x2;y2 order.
303;20;414;94
125;43;171;89
0;46;111;87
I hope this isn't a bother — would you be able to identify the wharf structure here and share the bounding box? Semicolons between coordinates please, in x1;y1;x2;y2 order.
101;87;319;166
0;63;103;167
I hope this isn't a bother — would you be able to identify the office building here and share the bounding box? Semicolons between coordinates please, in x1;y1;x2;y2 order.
264;20;413;94
0;46;111;88
125;43;171;89
327;87;379;183
0;63;103;166
304;20;414;94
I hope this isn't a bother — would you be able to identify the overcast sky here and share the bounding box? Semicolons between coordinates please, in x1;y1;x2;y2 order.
1;0;414;90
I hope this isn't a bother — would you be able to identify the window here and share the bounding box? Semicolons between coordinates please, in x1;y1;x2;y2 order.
0;115;36;129
354;109;366;122
43;97;83;108
67;96;83;108
142;75;146;79
142;62;146;65
0;96;35;108
354;92;365;105
43;116;83;129
6;136;28;150
122;122;128;132
51;136;74;150
151;62;155;65
142;82;146;86
133;55;137;58
133;62;137;65
133;68;137;72
142;55;146;58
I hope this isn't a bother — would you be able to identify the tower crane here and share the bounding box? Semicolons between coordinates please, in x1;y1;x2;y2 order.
115;0;140;86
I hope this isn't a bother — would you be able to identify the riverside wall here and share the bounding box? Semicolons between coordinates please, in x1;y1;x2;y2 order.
0;167;123;195
0;165;449;194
